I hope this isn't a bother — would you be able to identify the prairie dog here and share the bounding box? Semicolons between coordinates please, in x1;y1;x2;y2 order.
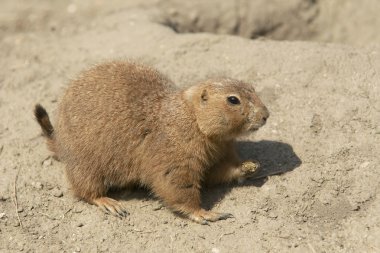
34;61;269;224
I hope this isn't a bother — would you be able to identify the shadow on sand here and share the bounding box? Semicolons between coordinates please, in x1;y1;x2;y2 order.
202;140;302;210
112;140;302;212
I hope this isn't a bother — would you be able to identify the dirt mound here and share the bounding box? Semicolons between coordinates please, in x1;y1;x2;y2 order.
158;0;318;41
157;0;380;46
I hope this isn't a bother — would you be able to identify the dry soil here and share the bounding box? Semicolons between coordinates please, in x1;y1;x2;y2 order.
1;0;379;252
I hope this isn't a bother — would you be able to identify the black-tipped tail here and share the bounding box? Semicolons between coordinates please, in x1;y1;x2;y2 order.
34;104;54;138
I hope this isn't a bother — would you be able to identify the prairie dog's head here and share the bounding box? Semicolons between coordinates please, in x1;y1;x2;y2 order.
184;78;269;140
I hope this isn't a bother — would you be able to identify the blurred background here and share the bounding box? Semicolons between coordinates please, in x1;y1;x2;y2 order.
2;0;380;47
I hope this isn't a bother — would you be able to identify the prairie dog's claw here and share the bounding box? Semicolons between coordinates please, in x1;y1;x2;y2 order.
189;210;234;224
92;197;128;218
218;213;234;220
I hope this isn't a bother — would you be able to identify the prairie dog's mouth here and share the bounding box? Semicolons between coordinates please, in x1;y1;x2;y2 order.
248;126;259;131
246;121;267;132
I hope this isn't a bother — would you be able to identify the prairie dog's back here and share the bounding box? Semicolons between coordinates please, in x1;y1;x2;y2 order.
55;61;175;169
62;61;174;122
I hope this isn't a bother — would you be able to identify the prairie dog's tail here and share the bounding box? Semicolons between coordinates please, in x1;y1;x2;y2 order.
34;104;54;138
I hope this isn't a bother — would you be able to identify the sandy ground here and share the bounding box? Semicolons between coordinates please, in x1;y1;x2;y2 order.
1;0;379;252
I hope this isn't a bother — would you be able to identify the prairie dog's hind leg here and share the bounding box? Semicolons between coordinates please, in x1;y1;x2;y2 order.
66;165;128;217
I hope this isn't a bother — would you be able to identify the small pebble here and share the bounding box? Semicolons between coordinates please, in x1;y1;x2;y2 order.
46;184;55;190
32;182;43;190
77;223;84;227
0;213;6;219
73;207;83;213
268;212;278;219
52;188;63;198
211;248;220;253
17;243;24;251
43;158;53;167
0;195;9;201
360;161;370;169
153;204;163;211
351;204;360;211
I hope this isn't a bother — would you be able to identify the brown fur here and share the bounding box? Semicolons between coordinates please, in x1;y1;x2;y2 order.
34;61;269;224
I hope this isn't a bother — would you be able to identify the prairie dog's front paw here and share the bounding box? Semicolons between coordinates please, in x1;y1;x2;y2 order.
238;160;261;183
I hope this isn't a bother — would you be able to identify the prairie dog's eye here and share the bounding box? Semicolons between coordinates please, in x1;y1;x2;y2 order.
227;96;241;105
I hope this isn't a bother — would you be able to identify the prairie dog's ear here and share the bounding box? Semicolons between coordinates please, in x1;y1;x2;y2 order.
184;86;208;103
201;89;208;102
183;85;197;102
